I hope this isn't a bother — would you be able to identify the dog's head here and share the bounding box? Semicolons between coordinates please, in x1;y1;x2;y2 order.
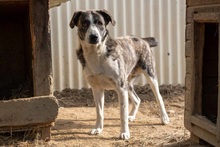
69;9;116;45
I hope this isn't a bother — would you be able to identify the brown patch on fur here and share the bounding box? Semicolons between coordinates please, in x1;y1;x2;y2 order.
105;36;119;60
117;36;156;78
69;11;83;28
96;10;116;26
136;43;156;78
76;46;86;69
131;37;140;42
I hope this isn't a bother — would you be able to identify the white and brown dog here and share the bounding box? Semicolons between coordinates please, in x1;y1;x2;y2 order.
69;9;169;140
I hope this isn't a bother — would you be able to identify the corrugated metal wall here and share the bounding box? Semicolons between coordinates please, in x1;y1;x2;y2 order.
50;0;186;91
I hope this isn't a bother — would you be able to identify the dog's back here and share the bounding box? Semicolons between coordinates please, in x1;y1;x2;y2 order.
113;35;157;79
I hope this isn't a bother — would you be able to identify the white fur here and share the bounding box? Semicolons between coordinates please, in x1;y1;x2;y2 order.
85;14;102;44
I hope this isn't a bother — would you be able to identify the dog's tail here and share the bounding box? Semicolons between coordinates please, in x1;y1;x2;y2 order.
142;37;158;47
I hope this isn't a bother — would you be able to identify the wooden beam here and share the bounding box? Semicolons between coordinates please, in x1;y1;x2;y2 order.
187;0;220;6
193;23;205;115
0;0;28;2
217;19;220;142
191;115;216;135
29;0;53;96
194;13;219;23
41;127;51;142
0;123;53;133
192;125;220;147
0;96;58;127
49;0;69;8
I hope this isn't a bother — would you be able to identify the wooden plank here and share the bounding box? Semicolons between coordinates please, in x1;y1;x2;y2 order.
184;17;196;130
184;58;195;129
191;125;220;147
186;23;193;40
41;127;51;142
185;90;191;111
217;18;220;141
0;123;52;133
194;13;219;23
189;5;220;17
0;0;28;2
186;8;194;23
0;96;58;127
191;115;217;135
29;0;53;96
185;74;193;96
184;110;192;131
185;57;192;74
185;41;192;57
194;23;205;114
49;0;69;8
0;0;28;1
187;0;220;6
190;133;200;144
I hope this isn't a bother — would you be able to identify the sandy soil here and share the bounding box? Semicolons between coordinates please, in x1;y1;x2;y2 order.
0;85;210;146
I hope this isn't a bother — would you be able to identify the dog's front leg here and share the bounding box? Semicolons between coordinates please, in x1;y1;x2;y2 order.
117;88;130;140
90;88;104;135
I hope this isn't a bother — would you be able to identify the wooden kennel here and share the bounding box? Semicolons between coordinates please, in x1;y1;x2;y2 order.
185;0;220;146
0;0;59;141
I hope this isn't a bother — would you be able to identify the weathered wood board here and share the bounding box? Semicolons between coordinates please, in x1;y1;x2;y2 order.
0;96;58;128
187;0;220;6
49;0;69;8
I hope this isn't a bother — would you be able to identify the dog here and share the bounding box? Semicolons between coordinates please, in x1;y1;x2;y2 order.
69;9;169;140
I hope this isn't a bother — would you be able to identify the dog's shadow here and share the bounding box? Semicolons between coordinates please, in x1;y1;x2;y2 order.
51;118;162;141
53;118;161;129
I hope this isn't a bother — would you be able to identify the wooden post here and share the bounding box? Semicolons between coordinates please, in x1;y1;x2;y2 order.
41;127;51;142
29;0;53;140
217;16;220;142
29;0;53;97
193;22;205;115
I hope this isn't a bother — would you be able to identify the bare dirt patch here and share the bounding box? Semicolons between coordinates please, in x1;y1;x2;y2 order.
0;85;210;146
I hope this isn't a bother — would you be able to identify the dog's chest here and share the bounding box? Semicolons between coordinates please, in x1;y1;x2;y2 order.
83;52;120;89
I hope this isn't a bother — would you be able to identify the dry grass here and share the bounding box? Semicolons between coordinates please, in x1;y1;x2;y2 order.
0;130;41;146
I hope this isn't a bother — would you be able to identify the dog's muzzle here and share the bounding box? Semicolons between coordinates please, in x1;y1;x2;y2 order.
89;34;99;44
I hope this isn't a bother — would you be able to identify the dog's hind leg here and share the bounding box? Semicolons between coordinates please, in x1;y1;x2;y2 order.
128;80;141;122
144;72;170;125
90;88;105;135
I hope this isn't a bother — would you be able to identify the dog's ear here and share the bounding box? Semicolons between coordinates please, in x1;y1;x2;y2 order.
69;11;83;29
96;9;116;26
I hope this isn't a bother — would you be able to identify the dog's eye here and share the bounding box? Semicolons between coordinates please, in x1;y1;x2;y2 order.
94;20;103;26
97;21;103;26
82;21;89;27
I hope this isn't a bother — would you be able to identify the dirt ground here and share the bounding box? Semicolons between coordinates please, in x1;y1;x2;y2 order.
0;85;211;146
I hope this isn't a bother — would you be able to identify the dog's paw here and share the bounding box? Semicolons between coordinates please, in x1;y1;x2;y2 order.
128;116;135;122
119;132;130;140
90;128;103;135
161;113;170;125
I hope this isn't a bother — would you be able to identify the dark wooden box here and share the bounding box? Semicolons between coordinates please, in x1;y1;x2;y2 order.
0;0;58;141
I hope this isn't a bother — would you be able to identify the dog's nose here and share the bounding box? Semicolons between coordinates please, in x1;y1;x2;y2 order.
89;34;99;44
